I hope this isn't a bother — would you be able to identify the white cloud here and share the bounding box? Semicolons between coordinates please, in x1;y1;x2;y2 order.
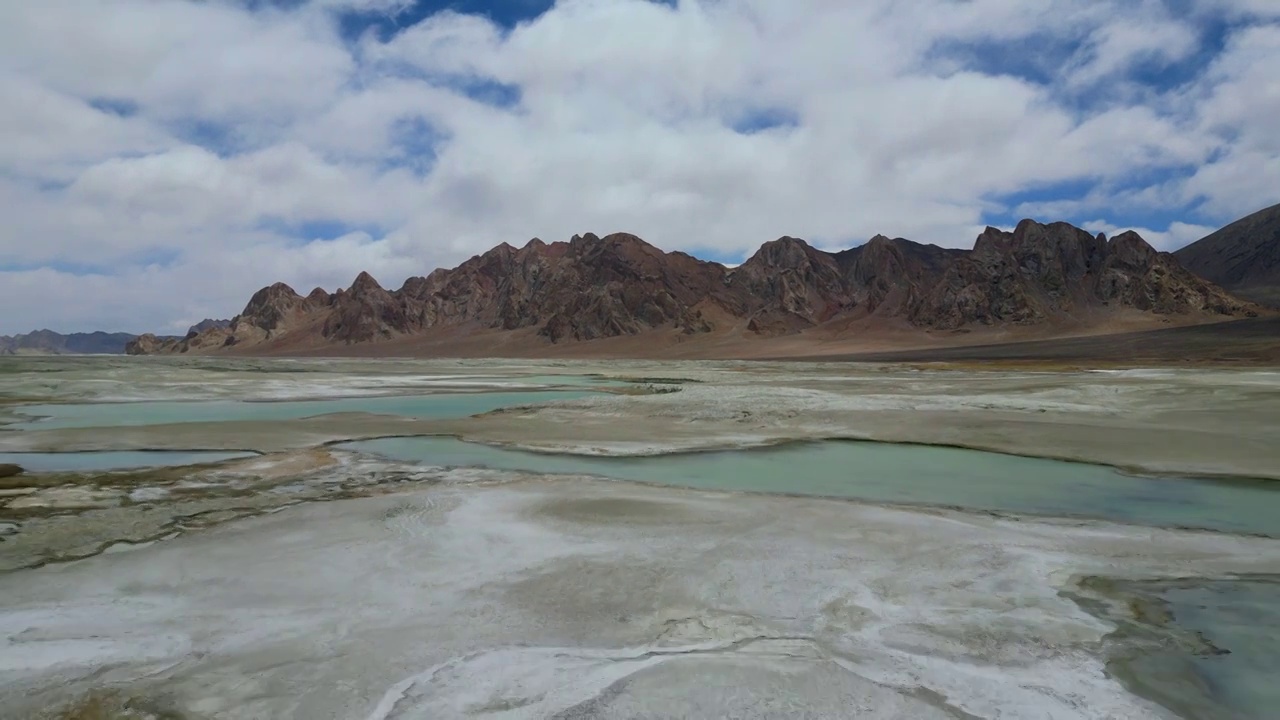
1180;24;1280;217
1062;8;1199;88
0;73;170;183
0;0;1277;333
0;0;352;148
1082;219;1217;252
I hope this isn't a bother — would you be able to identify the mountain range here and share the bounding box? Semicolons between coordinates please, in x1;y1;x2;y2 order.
127;216;1270;359
0;320;229;357
0;330;138;356
1175;202;1280;308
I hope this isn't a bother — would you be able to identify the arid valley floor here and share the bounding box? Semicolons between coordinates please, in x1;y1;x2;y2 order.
1;357;1278;719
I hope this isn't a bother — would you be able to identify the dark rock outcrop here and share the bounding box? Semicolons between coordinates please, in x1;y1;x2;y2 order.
323;272;410;343
834;235;963;316
530;233;729;342
906;221;1250;329
1175;202;1280;307
236;283;312;335
729;237;852;335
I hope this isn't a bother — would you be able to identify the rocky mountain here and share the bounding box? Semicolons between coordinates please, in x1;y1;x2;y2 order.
1175;202;1280;307
188;318;231;335
129;219;1257;357
0;330;139;355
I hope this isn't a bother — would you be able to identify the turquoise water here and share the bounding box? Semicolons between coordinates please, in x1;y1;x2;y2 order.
7;391;596;430
0;450;256;472
340;437;1280;536
1158;581;1280;718
1077;577;1280;720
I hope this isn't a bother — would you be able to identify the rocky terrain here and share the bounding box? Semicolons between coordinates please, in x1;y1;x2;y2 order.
1176;202;1280;307
0;330;139;355
129;218;1258;357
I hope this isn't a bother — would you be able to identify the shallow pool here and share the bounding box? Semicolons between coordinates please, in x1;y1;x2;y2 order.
1077;576;1280;720
1157;580;1280;718
340;437;1280;536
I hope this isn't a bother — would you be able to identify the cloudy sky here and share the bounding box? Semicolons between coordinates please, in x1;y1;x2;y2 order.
2;0;1278;334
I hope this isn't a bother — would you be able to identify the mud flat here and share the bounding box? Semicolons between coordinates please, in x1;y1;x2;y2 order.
4;476;1279;720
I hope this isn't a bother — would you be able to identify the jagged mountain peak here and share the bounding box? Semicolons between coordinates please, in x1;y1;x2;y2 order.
742;236;829;267
349;271;385;295
570;232;654;251
245;282;300;306
1107;230;1159;266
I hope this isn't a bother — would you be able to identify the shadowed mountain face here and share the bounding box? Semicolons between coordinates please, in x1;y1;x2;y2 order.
0;330;138;355
128;219;1258;356
1175;203;1280;308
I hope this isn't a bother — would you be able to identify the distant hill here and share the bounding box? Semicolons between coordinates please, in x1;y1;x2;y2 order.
188;318;231;335
1175;202;1280;307
128;217;1258;359
0;330;138;355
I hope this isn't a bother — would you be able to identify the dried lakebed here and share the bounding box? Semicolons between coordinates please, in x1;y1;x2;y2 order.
2;357;1279;719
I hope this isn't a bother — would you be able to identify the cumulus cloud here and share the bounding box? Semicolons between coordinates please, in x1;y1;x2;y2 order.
1082;219;1217;252
1061;7;1199;89
0;0;1277;333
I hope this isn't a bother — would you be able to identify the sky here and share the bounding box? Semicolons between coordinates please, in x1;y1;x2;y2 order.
1;0;1278;334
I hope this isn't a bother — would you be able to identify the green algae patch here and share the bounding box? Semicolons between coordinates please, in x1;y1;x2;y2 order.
34;689;188;720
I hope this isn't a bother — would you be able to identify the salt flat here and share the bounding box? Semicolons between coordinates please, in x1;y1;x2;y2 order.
4;475;1277;720
2;357;1279;719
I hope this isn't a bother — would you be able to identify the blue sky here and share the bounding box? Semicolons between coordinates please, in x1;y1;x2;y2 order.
1;0;1278;333
336;0;558;38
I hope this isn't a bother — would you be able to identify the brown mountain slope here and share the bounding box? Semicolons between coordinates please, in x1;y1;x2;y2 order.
128;219;1259;358
795;317;1280;366
1175;202;1280;307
